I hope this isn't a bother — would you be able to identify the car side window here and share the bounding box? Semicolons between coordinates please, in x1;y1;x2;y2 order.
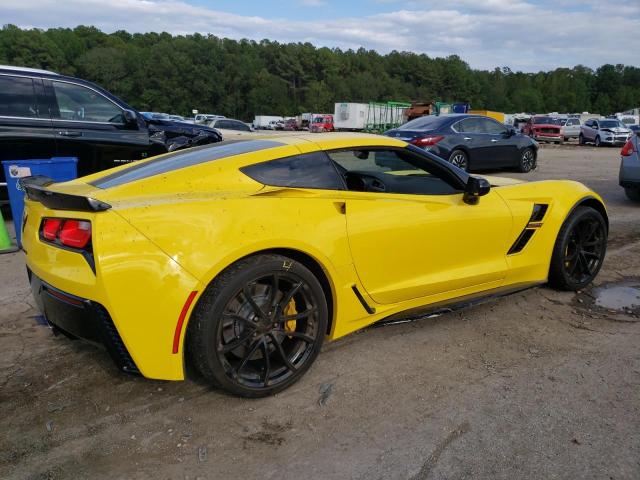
0;75;41;118
479;118;507;134
230;121;250;132
456;118;481;133
593;121;599;129
241;151;344;190
50;81;124;123
327;148;462;196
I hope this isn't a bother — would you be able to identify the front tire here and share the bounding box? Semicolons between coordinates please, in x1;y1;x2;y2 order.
187;254;328;397
625;187;640;202
517;148;536;173
595;136;601;147
579;133;585;145
548;206;607;291
449;149;468;171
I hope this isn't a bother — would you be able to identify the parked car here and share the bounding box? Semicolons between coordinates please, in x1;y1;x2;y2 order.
521;116;563;144
23;133;607;396
620;134;640;202
310;115;334;133
384;114;538;173
194;114;224;124
208;118;256;138
580;118;631;147
0;65;222;205
264;120;280;130
283;118;299;131
557;117;581;141
627;125;639;134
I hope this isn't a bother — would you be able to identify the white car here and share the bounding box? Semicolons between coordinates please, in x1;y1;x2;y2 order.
195;114;225;125
558;117;581;140
580;118;631;147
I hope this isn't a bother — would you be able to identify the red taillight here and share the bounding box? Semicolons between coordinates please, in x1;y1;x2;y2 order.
59;220;92;248
411;135;444;147
41;218;92;249
42;218;63;241
621;138;636;157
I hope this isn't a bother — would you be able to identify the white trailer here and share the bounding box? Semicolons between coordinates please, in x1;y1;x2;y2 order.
334;103;369;130
252;115;283;129
334;103;408;131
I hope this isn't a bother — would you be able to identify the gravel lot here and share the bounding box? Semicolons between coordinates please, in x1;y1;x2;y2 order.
1;143;639;480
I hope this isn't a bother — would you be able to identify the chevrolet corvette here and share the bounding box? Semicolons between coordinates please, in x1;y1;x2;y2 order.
22;133;608;397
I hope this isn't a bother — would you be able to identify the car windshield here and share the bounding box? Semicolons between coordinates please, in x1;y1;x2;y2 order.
533;117;559;124
397;115;447;131
600;120;625;128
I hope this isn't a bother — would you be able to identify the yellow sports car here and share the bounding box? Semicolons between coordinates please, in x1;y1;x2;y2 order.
22;133;608;397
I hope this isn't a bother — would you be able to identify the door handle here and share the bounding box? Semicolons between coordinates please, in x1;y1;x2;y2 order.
57;130;82;137
463;137;473;141
491;139;499;143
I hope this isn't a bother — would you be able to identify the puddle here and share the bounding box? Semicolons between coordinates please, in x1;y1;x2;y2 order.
593;281;640;314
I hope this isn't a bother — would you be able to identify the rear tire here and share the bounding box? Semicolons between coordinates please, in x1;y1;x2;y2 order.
187;254;327;397
625;187;640;202
548;206;607;291
449;149;468;171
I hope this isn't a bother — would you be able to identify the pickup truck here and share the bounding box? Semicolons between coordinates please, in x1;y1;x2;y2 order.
580;118;632;147
521;116;563;144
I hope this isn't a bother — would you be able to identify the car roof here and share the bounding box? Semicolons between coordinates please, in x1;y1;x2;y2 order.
0;65;59;75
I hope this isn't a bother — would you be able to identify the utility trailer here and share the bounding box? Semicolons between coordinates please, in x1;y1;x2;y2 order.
334;102;410;132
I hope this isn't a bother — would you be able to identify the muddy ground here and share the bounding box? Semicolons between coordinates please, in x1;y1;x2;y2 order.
1;144;639;480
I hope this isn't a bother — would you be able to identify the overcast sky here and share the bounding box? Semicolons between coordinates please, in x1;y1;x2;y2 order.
2;0;639;72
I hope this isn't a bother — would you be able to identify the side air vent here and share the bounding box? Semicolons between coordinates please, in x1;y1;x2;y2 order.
507;204;549;255
508;229;535;255
530;203;548;222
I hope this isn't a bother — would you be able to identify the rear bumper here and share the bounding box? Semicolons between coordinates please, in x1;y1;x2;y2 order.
620;154;640;186
29;269;139;374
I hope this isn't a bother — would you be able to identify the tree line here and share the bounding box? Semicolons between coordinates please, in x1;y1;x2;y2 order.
1;24;639;120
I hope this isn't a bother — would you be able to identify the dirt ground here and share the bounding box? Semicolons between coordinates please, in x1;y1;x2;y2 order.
1;143;639;480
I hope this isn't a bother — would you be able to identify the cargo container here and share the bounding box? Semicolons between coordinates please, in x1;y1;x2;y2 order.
469;110;506;123
334;102;409;132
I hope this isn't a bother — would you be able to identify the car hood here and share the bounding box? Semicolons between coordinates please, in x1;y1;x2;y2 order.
145;118;222;151
601;127;630;134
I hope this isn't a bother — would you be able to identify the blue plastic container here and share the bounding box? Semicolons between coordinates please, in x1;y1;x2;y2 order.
1;157;78;246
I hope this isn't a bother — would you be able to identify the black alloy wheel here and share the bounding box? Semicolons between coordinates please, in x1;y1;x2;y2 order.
549;206;607;290
187;254;327;397
517;148;536;173
449;149;468;171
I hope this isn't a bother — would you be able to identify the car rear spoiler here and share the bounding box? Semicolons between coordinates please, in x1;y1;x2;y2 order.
19;176;111;212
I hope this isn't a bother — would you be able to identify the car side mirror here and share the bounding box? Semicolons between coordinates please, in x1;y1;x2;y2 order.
123;109;137;124
463;176;491;205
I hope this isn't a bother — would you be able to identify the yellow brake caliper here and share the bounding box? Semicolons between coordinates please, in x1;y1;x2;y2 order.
283;298;297;333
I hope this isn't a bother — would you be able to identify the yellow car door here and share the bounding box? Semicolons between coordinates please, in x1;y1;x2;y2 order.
327;147;513;305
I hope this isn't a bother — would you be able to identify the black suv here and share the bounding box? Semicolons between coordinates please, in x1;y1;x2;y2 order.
0;65;222;204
